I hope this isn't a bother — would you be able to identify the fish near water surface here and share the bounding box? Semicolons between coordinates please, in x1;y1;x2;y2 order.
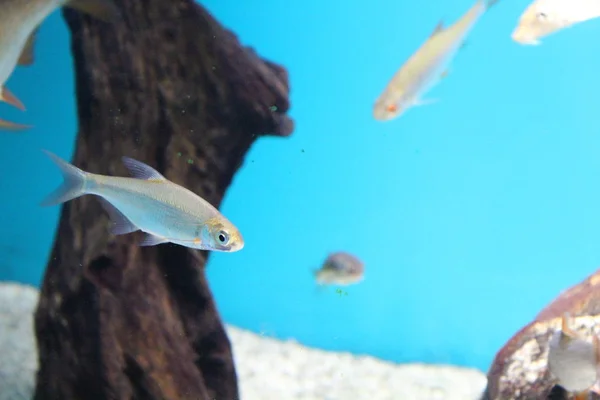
0;0;120;131
547;313;600;400
373;0;498;121
41;150;244;252
314;252;364;286
512;0;600;45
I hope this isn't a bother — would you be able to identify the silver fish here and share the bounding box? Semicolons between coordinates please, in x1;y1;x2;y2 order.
314;252;364;286
512;0;600;45
0;0;120;130
547;313;600;399
41;150;244;252
373;0;498;121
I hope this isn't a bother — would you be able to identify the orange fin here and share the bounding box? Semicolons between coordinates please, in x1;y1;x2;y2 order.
0;118;32;131
593;335;600;363
1;87;25;111
561;312;579;337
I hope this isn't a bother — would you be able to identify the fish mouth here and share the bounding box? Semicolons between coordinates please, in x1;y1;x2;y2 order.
511;30;540;45
373;109;397;121
219;240;244;252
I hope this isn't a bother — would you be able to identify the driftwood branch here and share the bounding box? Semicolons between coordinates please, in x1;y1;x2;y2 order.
33;0;293;399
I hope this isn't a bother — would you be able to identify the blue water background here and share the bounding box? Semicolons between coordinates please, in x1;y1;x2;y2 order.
2;0;600;372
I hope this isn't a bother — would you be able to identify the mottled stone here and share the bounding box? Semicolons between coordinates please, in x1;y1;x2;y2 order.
0;282;38;400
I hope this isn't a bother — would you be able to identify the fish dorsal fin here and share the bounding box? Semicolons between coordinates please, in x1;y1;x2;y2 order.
430;20;445;37
121;157;166;181
17;28;38;66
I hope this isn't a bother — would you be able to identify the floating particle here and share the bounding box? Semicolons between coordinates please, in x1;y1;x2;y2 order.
269;105;278;112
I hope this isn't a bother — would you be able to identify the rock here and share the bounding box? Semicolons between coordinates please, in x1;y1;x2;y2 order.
483;268;600;400
0;282;38;400
33;1;293;399
2;282;487;400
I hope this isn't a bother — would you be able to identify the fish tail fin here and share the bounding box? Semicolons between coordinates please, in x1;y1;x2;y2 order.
41;150;89;206
65;0;122;23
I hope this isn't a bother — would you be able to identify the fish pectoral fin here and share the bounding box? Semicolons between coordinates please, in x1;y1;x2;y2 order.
1;87;25;111
0;117;31;131
98;198;139;235
139;233;169;247
65;0;122;23
17;28;38;66
121;157;167;181
414;98;438;107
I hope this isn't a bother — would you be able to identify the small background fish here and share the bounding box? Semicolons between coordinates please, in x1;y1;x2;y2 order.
314;252;365;286
372;0;498;122
511;0;600;45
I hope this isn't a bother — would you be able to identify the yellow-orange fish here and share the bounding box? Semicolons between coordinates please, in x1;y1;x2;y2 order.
373;0;498;121
512;0;600;45
0;0;120;130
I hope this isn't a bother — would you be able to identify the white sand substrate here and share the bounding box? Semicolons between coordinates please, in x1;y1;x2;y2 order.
0;281;487;400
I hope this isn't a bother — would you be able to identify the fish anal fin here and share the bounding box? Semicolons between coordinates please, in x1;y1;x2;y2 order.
65;0;122;23
1;87;25;111
17;29;38;66
98;198;138;235
139;233;169;247
121;157;166;181
0;118;31;131
430;20;445;37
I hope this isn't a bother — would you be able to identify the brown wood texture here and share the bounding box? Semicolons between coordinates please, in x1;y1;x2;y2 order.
33;1;293;399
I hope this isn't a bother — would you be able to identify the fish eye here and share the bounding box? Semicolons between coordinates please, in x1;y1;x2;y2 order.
216;230;230;245
536;12;547;20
